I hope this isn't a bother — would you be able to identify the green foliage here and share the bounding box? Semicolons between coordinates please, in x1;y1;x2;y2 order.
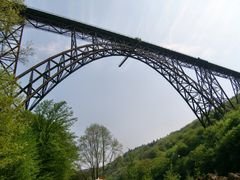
33;100;79;179
0;71;39;179
0;0;25;32
215;126;240;172
164;165;181;180
104;105;240;179
0;1;34;64
139;148;158;160
0;71;79;179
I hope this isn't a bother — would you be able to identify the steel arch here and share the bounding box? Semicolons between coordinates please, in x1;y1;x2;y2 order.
16;42;228;127
0;5;239;129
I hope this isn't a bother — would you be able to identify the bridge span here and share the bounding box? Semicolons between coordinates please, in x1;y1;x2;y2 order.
1;6;240;127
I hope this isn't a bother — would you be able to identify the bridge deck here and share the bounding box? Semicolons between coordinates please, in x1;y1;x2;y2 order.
22;7;240;79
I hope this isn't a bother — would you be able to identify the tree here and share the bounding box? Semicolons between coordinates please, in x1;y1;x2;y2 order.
164;164;181;180
0;70;79;180
0;70;39;179
33;100;79;179
79;123;122;179
0;0;25;32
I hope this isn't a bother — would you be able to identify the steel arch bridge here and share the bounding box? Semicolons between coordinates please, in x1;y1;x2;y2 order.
1;6;240;127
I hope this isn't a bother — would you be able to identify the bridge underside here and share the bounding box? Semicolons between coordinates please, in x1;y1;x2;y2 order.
1;7;240;128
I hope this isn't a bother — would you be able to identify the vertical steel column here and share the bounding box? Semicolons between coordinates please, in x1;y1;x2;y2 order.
195;67;234;118
92;32;98;44
169;59;214;126
25;70;34;109
70;29;77;70
0;25;24;76
230;77;240;103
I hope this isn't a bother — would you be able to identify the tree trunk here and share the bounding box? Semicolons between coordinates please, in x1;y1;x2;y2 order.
92;167;95;180
102;140;105;176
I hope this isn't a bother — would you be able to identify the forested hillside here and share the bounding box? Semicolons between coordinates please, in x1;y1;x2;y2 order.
104;105;240;179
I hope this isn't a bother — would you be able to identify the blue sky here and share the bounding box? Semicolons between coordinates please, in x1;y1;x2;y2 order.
21;0;240;150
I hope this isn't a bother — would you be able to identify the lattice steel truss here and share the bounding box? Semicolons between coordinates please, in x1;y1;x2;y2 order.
0;24;24;75
1;6;240;127
15;42;238;127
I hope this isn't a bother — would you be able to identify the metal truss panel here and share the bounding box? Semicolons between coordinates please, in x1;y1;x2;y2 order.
230;77;240;103
22;7;240;80
194;67;234;119
0;25;24;75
